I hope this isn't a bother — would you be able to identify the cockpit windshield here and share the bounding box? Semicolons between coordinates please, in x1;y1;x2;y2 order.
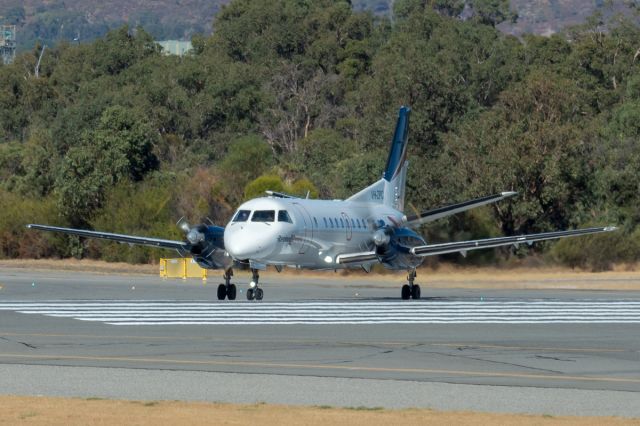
232;210;251;222
277;210;292;223
252;210;275;222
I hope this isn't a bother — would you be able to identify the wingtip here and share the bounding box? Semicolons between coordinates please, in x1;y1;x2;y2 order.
501;191;518;198
604;226;618;232
25;224;33;229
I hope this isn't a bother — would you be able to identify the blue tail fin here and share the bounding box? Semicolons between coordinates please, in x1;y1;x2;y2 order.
384;106;410;182
347;106;410;212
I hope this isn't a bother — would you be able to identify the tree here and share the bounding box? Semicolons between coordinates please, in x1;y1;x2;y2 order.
56;106;159;225
442;71;595;235
469;0;517;27
244;174;285;200
219;134;274;202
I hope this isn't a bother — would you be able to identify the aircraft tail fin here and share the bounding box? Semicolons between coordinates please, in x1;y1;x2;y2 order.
347;106;410;211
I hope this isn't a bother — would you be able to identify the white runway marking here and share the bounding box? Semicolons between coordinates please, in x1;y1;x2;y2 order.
1;300;640;325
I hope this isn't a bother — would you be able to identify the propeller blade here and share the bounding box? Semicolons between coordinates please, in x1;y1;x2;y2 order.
176;217;191;234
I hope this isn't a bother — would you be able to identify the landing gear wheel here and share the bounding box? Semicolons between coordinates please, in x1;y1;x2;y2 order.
411;284;421;300
246;268;263;301
401;284;411;300
227;284;237;300
217;284;227;300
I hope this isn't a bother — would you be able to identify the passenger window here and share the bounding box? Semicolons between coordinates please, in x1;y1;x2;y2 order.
351;219;355;228
329;218;334;228
277;210;293;223
252;210;275;222
313;217;318;227
324;217;328;228
233;210;251;222
340;218;344;228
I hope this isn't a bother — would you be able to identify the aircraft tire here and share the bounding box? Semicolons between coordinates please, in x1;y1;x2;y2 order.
217;284;227;300
401;285;411;300
255;288;264;301
247;288;255;301
227;284;237;300
411;284;421;300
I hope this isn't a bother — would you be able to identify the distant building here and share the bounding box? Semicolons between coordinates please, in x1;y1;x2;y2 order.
1;25;16;64
157;40;192;56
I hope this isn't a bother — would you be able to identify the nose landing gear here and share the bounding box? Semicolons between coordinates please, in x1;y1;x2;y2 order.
217;270;237;301
401;269;420;300
246;268;264;301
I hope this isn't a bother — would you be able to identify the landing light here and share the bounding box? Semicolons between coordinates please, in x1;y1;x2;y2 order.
324;256;333;264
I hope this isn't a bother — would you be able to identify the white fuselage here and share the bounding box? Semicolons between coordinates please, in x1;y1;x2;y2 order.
223;196;403;269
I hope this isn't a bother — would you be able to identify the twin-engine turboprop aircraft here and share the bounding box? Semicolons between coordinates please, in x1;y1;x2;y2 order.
28;107;616;300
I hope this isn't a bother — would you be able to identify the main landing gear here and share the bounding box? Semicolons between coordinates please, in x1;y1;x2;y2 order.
217;270;237;301
246;268;264;301
401;269;420;300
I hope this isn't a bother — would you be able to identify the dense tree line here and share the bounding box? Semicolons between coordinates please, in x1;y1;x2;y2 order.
0;0;638;270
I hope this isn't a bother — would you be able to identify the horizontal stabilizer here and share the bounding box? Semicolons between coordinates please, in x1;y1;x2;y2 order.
26;224;188;251
404;192;517;227
336;251;378;265
411;226;616;257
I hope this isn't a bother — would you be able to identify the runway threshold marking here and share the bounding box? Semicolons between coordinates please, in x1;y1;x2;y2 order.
0;353;639;385
1;300;640;325
0;332;630;354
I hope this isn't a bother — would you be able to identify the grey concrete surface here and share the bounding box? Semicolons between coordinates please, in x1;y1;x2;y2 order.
0;268;639;416
2;364;640;417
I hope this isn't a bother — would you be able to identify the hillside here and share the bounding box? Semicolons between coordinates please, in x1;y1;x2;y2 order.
0;0;228;51
502;0;638;36
1;0;638;52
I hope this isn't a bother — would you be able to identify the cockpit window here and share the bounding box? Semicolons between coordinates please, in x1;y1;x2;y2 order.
233;210;251;222
278;210;292;223
252;210;275;222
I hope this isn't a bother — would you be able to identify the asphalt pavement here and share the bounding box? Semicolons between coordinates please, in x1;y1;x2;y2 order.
0;268;639;416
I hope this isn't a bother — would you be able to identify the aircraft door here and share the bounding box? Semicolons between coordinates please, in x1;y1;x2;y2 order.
291;203;314;254
342;212;352;241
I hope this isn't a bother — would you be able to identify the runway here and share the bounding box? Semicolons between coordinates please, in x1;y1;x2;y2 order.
1;299;639;324
1;268;639;416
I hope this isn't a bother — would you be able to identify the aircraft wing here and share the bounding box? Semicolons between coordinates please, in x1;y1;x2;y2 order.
404;192;517;228
336;251;378;265
26;224;189;251
410;226;616;257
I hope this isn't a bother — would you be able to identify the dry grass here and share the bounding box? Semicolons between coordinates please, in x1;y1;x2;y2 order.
1;259;640;290
0;396;637;426
0;258;157;275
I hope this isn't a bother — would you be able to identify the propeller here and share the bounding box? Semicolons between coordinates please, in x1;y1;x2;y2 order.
176;217;205;246
175;217;229;270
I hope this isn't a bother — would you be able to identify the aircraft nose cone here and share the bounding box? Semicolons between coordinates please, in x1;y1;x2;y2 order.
224;227;273;260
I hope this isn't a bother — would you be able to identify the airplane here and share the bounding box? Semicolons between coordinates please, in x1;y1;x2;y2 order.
27;106;616;301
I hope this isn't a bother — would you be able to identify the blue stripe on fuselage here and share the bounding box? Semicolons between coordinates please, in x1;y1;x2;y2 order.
383;106;411;182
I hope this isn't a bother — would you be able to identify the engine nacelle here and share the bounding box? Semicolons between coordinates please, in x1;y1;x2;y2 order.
376;226;426;270
188;225;231;270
